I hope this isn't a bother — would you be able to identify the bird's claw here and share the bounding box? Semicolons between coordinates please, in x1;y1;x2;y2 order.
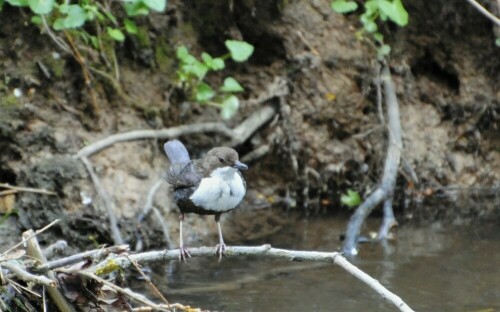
179;246;191;262
215;243;226;261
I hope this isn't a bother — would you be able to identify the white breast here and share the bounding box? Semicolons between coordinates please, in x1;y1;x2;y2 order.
189;167;246;212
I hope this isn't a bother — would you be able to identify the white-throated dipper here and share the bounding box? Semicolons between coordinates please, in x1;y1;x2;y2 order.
164;140;248;261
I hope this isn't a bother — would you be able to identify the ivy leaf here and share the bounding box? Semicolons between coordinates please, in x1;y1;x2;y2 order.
341;189;362;208
107;27;125;42
31;15;42;25
221;95;239;119
124;19;138;34
201;52;225;70
124;1;149;16
220;77;244;93
176;46;196;64
55;4;86;29
331;0;358;13
195;82;215;103
143;0;166;12
183;60;208;80
6;0;29;7
225;40;254;62
377;0;408;26
377;44;391;58
28;0;54;14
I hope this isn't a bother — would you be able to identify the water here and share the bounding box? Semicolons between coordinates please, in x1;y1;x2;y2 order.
138;217;500;311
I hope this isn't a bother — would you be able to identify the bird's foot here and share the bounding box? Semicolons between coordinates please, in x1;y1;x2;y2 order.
215;242;226;261
179;245;191;262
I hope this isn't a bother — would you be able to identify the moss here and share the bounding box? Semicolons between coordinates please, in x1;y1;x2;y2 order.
136;26;151;49
0;94;19;107
154;39;175;74
40;54;66;79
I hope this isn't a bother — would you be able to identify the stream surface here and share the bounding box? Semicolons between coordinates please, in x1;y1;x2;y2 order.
141;217;500;311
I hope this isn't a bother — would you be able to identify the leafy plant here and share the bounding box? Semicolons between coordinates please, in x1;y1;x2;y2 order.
2;0;166;44
176;40;254;120
331;0;409;58
341;189;362;208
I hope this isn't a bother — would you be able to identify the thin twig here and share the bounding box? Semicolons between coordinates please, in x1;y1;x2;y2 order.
0;183;56;195
465;0;500;26
125;255;170;307
80;157;124;245
3;219;60;256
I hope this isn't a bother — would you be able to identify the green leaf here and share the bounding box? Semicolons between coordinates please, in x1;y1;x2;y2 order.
378;44;391;57
341;189;362;208
124;19;138;34
201;52;225;70
221;95;239;119
220;77;244;93
225;40;254;62
363;19;378;33
183;60;208;80
392;0;408;26
495;38;500;47
377;0;408;26
176;46;196;64
373;32;384;43
31;15;42;25
195;82;215;103
6;0;29;7
56;4;86;29
107;27;125;42
331;0;358;13
143;0;166;12
28;0;54;14
0;0;4;11
124;1;149;16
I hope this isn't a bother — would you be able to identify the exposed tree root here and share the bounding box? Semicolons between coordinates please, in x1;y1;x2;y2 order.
342;64;403;256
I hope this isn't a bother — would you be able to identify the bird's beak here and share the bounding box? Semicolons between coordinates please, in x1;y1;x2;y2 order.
233;160;248;170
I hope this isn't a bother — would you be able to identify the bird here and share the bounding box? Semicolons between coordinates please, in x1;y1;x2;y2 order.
164;140;248;261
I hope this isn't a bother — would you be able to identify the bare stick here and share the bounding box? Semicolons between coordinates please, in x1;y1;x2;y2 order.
0;183;56;195
465;0;500;26
76;123;233;158
138;179;164;219
343;64;403;256
2;262;55;288
35;245;130;273
81;156;124;245
90;245;413;312
23;230;76;312
3;219;60;256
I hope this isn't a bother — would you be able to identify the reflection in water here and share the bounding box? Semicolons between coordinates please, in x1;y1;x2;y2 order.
137;218;500;311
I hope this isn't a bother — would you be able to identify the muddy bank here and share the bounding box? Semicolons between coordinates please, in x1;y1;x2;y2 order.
0;0;499;250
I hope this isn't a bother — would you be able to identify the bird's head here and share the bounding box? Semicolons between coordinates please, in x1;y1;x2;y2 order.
204;147;248;172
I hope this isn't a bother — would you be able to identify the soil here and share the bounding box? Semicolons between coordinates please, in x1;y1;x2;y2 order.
0;0;499;251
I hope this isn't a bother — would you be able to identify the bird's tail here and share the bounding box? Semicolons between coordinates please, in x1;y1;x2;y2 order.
164;140;190;163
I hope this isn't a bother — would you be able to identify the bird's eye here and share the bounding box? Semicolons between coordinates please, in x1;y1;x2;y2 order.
218;157;225;163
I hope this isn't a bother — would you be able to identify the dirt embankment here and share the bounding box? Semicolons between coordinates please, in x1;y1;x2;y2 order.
0;0;498;250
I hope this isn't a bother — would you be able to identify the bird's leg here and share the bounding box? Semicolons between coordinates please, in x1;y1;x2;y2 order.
179;213;191;262
214;214;226;261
